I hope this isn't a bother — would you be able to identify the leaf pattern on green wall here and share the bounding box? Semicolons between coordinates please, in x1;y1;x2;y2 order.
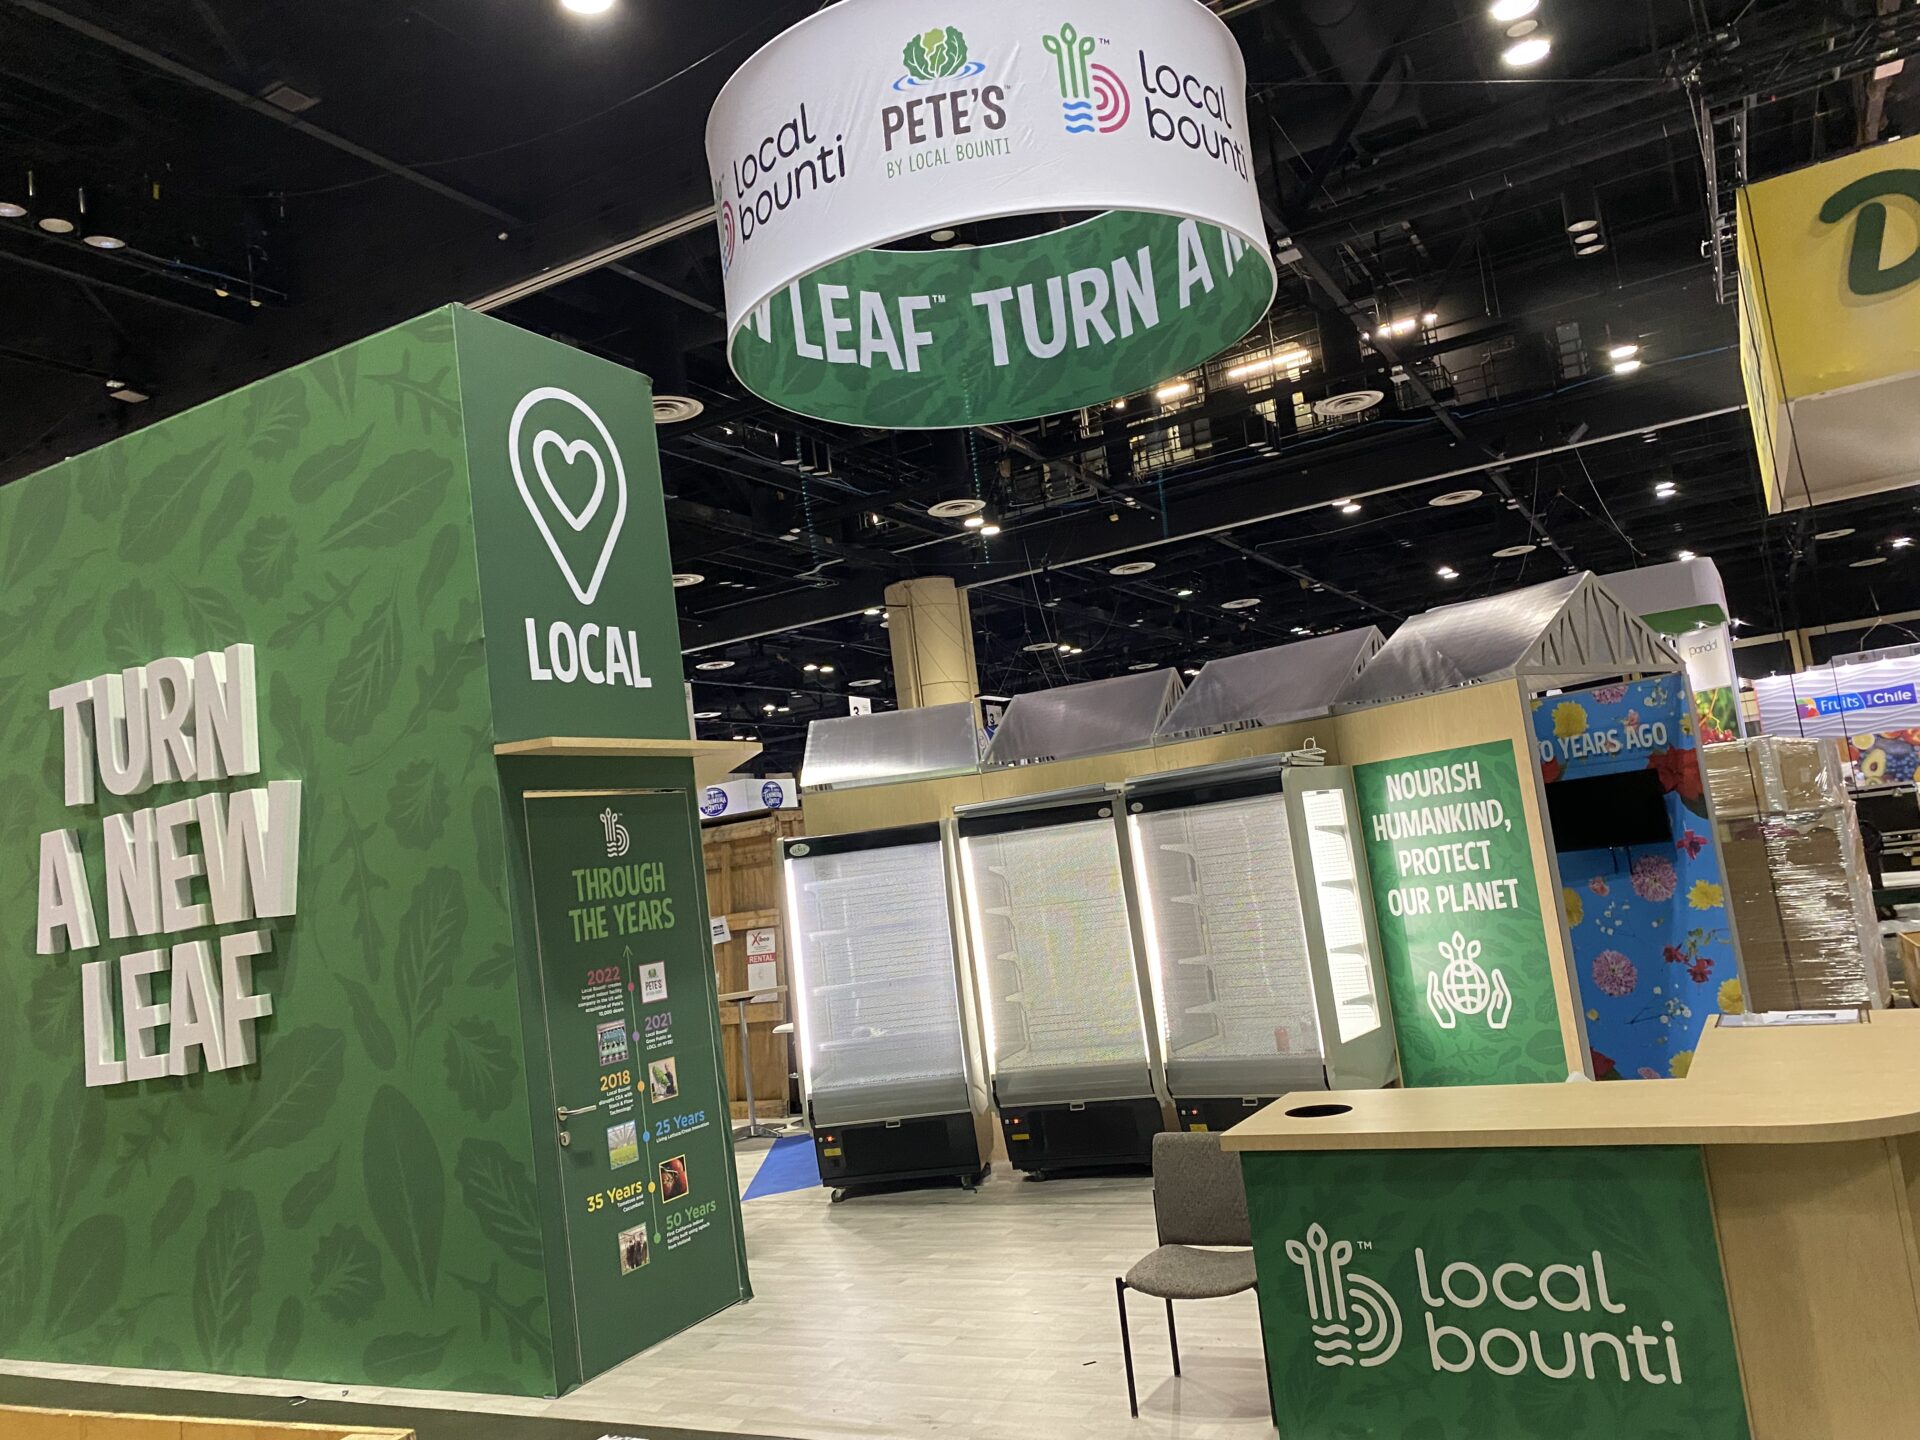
363;1086;445;1303
312;1223;385;1323
73;442;126;522
281;1151;340;1231
369;356;460;433
290;426;374;505
307;346;358;412
27;966;78;1058
199;470;254;563
338;974;398;1070
264;1296;304;1374
150;1177;197;1247
444;1020;517;1120
3;470;70;588
415;525;462;613
453;1140;542;1270
332;804;390;972
270;573;358;648
119;439;224;563
363;1329;455;1385
180;585;249;647
269;671;319;781
192;1189;264;1368
45;1214;125;1339
327;599;402;743
243;376;311;463
389;760;451;851
238;517;299;601
396;868;466;1048
223;1026;346;1158
0;1205;43;1344
46;1085;105;1220
53;595;101;651
104;580;165;664
321;451;453;551
10;1081;43;1153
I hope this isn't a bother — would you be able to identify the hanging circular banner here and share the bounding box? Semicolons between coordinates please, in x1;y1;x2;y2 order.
705;0;1275;429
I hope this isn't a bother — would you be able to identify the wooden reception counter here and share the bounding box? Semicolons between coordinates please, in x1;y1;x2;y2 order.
1223;1011;1920;1440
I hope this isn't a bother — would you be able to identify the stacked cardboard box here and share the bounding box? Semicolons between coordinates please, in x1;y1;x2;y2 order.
1704;737;1886;1010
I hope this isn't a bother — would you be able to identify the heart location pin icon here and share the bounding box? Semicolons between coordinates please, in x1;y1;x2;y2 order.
508;386;628;606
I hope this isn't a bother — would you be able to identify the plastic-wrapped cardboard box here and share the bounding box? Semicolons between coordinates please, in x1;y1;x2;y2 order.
1704;738;1884;1010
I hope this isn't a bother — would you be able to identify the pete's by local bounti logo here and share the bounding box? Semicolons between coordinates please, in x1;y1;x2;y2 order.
1820;170;1920;298
898;26;984;87
1288;1226;1691;1385
1044;23;1130;134
511;386;654;692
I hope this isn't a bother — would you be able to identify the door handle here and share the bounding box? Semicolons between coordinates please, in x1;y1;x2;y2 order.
556;1103;599;1147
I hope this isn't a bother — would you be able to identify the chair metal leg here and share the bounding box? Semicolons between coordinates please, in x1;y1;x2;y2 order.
1165;1298;1180;1376
1115;1278;1139;1418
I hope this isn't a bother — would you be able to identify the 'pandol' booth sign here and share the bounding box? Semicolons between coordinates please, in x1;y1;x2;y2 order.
705;0;1275;427
0;308;749;1399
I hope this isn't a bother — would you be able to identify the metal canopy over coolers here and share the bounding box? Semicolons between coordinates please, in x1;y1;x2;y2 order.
1155;629;1385;741
982;669;1184;767
954;789;1163;1176
1122;760;1398;1131
782;824;991;1194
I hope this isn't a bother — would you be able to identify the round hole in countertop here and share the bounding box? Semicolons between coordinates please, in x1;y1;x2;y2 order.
1284;1103;1354;1118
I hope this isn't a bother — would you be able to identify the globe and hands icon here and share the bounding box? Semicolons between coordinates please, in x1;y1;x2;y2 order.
1426;931;1513;1031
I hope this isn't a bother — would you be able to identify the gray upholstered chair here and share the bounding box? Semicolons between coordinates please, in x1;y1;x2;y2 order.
1114;1132;1257;1417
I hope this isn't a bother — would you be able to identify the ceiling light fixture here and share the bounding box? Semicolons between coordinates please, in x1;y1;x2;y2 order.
1437;565;1460;579
979;523;1002;537
1492;543;1539;558
821;665;836;675
83;233;126;250
1893;537;1913;550
1225;349;1312;381
107;386;151;404
1489;0;1539;19
1429;488;1483;507
850;678;884;687
693;710;722;721
1612;357;1642;375
1129;662;1156;672
762;704;777;714
37;215;74;235
1610;343;1641;361
1156;379;1194;402
863;607;883;617
695;659;736;672
1655;482;1678;499
560;0;615;12
1338;499;1362;516
1503;35;1552;66
1175;588;1195;598
1577;239;1608;257
1677;550;1697;562
803;663;820;673
1110;560;1156;576
930;228;957;243
1221;597;1261;610
927;497;986;519
963;515;986;530
1851;557;1887;569
671;573;706;588
1814;527;1856;541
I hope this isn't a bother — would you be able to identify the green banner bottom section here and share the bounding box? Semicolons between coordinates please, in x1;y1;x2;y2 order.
1242;1144;1752;1440
729;209;1274;428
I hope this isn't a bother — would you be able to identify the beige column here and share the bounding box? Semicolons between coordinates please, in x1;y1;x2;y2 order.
885;577;980;711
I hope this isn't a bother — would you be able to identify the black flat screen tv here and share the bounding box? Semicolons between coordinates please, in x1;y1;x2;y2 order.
1546;769;1674;851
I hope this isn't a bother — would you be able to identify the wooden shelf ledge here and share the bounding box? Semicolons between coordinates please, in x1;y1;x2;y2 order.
494;737;762;787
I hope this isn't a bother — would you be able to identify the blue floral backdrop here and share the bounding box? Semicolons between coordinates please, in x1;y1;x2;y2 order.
1533;677;1740;1080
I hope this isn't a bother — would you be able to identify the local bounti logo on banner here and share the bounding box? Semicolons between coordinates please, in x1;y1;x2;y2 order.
705;0;1275;428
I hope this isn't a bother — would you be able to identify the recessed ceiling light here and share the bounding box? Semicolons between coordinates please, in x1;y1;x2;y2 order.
1814;527;1856;541
1610;343;1641;361
762;703;777;713
930;228;957;243
654;395;705;425
1489;0;1539;19
1129;663;1156;672
1577;240;1608;256
1437;565;1460;579
1339;500;1362;516
671;573;705;588
1422;312;1439;325
863;607;882;617
37;216;75;234
1111;560;1156;576
731;734;750;742
963;515;987;530
1893;537;1914;550
1677;550;1697;562
821;665;836;675
561;0;615;13
778;706;791;713
1183;667;1201;677
83;234;126;250
693;710;722;720
0;202;24;218
803;663;819;673
1056;642;1074;653
1851;557;1887;568
1429;489;1483;507
1067;646;1084;655
1493;543;1539;558
1221;598;1262;610
1505;18;1539;37
1613;358;1642;374
850;678;884;687
979;524;1002;537
1655;482;1678;498
1175;588;1195;598
927;498;986;519
1502;35;1552;66
695;659;736;672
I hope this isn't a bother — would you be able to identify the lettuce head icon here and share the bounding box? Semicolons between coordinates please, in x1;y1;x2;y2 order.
904;27;968;82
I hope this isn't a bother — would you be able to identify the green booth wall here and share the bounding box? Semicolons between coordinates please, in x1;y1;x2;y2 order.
0;308;749;1396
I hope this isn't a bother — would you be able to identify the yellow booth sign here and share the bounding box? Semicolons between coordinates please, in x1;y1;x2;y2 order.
1738;134;1920;511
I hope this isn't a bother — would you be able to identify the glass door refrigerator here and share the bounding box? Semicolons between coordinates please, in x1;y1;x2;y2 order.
1122;761;1397;1132
782;824;993;1197
954;789;1164;1177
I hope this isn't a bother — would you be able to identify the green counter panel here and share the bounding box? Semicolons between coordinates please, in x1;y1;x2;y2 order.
1241;1146;1751;1439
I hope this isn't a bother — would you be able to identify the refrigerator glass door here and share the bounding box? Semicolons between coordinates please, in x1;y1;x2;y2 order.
1130;792;1327;1098
786;837;971;1126
961;817;1153;1106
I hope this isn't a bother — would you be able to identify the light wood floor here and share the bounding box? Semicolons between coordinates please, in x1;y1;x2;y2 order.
0;1137;1278;1440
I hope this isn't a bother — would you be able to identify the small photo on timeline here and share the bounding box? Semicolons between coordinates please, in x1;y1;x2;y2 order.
597;1019;630;1066
618;1223;650;1274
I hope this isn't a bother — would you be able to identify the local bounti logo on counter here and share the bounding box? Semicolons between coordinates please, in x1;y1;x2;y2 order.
1289;1223;1690;1385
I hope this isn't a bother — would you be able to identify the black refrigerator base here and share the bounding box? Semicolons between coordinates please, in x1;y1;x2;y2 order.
1174;1097;1278;1133
999;1097;1163;1176
812;1111;986;1194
